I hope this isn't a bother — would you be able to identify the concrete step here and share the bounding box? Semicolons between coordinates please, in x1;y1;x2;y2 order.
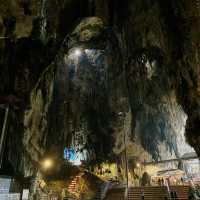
105;186;189;200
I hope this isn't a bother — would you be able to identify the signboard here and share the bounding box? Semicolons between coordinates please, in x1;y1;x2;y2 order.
0;193;20;200
0;178;11;194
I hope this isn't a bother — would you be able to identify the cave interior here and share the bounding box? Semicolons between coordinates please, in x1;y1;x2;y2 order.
0;0;200;199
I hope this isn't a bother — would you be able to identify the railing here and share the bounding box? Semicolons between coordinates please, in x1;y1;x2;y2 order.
101;182;110;200
164;179;171;197
0;106;9;168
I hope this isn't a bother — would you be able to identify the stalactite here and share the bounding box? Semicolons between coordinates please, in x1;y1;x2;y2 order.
39;0;47;43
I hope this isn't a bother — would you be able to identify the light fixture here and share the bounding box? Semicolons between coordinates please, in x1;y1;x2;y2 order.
73;48;82;57
42;158;53;170
136;163;140;168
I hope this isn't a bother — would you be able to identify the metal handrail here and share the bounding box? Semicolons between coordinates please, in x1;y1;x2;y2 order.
0;106;9;168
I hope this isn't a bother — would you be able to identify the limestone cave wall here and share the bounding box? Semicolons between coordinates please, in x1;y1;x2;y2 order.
0;0;200;178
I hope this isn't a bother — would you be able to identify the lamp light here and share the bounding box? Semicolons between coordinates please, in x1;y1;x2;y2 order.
73;48;82;57
42;158;53;170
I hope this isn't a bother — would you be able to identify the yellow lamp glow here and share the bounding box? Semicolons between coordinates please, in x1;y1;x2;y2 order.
42;159;53;170
136;163;140;168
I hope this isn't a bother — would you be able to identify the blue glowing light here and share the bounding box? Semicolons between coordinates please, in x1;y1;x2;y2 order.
64;147;75;161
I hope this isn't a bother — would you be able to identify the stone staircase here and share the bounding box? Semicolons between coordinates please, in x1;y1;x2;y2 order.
66;172;104;199
105;186;190;200
93;187;102;200
67;174;83;195
128;186;169;200
169;186;189;200
105;188;125;200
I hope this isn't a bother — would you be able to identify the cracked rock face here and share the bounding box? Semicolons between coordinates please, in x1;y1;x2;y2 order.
125;46;194;161
23;14;196;176
22;17;115;175
69;17;104;44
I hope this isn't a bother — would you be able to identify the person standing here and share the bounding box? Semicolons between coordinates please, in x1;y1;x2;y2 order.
158;178;161;186
140;191;144;200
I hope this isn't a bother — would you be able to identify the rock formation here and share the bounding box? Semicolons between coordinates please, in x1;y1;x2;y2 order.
0;0;199;189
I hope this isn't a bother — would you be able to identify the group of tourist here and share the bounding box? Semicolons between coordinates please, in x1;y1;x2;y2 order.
188;184;200;200
152;176;186;186
157;177;165;186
